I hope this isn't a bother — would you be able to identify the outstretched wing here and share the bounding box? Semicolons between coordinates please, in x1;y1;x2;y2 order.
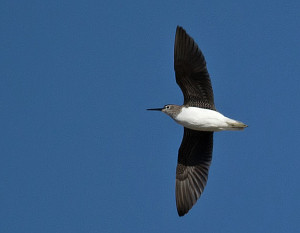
176;128;213;216
174;26;215;110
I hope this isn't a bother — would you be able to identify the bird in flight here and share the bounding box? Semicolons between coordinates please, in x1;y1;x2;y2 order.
148;26;247;216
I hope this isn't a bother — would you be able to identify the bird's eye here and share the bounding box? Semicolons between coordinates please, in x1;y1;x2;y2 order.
166;105;170;109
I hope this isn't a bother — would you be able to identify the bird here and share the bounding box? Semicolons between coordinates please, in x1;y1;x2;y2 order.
147;26;247;217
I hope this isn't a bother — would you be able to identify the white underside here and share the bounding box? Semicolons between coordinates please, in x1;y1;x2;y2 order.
174;107;246;132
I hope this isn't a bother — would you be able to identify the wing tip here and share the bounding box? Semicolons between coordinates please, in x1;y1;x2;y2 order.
177;209;187;217
175;25;187;39
176;25;183;31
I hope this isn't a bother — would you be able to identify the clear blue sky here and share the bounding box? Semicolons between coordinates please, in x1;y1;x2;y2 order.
1;0;300;232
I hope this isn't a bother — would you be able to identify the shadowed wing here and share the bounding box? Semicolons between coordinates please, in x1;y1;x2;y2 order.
174;26;215;110
176;128;213;216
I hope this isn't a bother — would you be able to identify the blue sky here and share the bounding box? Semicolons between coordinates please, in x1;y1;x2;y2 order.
1;0;300;232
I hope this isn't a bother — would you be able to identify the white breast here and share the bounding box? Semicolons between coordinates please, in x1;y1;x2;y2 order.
174;107;234;131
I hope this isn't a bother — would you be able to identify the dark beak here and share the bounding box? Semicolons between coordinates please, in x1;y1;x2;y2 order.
147;108;163;111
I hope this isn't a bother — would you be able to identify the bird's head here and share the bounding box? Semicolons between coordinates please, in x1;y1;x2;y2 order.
147;104;181;118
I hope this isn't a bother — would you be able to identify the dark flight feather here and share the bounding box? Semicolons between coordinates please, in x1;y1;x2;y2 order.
174;26;216;110
176;128;213;216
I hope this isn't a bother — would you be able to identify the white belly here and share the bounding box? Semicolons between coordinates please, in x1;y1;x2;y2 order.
174;107;243;131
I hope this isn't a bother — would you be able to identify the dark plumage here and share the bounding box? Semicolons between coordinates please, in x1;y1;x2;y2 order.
174;26;215;110
174;26;215;216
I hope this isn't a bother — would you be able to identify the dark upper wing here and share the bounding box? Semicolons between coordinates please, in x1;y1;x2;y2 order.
176;128;213;216
174;26;215;110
